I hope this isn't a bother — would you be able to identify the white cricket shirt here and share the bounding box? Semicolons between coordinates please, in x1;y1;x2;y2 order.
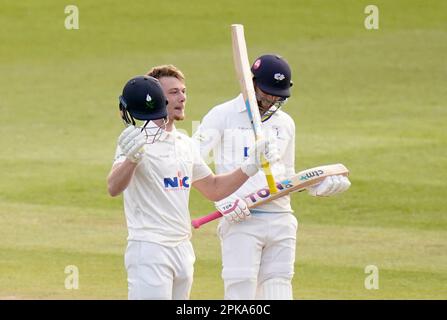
114;128;212;247
193;94;296;214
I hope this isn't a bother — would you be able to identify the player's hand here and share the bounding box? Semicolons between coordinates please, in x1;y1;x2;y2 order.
118;125;146;163
215;195;251;223
241;139;280;177
307;175;351;197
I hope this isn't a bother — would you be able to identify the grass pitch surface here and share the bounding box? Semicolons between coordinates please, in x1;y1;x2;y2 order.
0;0;446;299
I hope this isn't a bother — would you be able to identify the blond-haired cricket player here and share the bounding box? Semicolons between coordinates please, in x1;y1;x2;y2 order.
107;67;279;300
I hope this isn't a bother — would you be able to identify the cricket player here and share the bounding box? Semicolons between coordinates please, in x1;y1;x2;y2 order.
193;54;351;299
107;70;278;300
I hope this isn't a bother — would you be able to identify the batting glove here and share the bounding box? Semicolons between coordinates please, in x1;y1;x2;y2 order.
215;195;251;224
118;126;146;163
241;139;280;177
307;175;351;197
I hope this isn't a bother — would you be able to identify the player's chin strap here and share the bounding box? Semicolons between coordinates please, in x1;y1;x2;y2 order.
119;95;137;126
260;98;287;122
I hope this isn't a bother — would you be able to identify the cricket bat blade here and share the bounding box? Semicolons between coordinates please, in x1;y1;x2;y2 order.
192;163;349;229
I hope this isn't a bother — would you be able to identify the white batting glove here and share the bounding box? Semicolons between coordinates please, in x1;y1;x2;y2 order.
118;126;146;163
240;139;280;177
215;196;251;224
307;175;351;197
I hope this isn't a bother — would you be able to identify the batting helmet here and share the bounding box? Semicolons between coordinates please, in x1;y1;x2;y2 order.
119;75;167;125
251;54;293;98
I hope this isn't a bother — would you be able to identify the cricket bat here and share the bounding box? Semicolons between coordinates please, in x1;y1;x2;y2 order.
191;163;349;229
231;24;278;194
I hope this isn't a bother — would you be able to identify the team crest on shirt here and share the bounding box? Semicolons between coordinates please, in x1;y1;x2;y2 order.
164;171;190;190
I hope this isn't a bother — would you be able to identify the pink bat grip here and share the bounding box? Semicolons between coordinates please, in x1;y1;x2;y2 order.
191;211;222;229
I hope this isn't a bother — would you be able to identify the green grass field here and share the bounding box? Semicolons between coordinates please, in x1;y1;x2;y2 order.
1;0;446;299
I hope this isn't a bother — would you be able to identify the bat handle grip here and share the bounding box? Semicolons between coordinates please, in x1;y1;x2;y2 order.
261;158;278;194
265;173;278;194
191;211;222;229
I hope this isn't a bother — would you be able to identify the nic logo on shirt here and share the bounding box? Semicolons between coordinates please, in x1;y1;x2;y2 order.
164;172;190;190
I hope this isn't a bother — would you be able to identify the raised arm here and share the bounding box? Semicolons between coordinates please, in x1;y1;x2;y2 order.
192;168;248;201
193;139;279;201
107;126;146;197
107;160;138;197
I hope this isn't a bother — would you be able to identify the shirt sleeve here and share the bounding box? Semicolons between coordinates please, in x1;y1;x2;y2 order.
192;107;223;161
191;141;213;183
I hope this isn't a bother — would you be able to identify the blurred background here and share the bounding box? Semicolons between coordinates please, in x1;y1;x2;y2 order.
0;0;445;299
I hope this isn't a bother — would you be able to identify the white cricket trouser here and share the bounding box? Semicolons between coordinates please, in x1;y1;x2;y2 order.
124;240;195;300
218;213;298;300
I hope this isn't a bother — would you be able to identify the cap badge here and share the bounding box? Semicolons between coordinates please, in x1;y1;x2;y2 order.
145;94;155;109
274;73;285;81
